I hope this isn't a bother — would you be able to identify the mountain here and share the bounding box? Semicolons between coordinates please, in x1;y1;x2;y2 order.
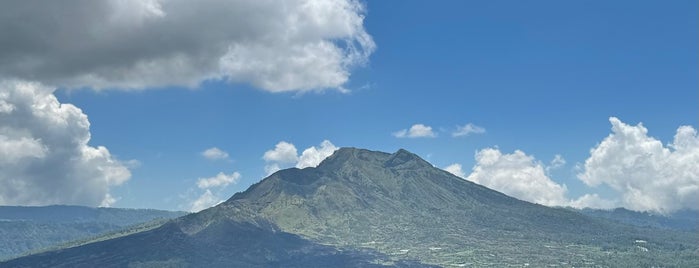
0;205;186;260
3;148;698;267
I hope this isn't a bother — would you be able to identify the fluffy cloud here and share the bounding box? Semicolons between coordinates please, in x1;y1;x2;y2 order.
450;148;619;210
297;140;338;168
264;163;284;177
465;148;569;207
452;123;485;137
449;148;621;210
201;147;229;161
443;163;466;178
189;171;240;212
577;117;699;214
445;117;699;213
569;194;617;210
393;124;436;138
263;141;299;173
189;189;221;213
0;80;130;207
196;172;240;189
0;0;375;92
263;141;300;163
263;140;338;175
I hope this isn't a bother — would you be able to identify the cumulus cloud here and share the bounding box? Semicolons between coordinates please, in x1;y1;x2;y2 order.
264;163;284;177
263;140;338;175
201;147;229;161
297;140;338;168
263;141;300;163
577;117;699;214
262;141;299;173
0;0;375;92
393;124;436;138
189;189;221;212
196;171;240;189
450;149;618;210
443;163;466;178
452;123;485;137
189;171;240;212
569;194;617;210
0;80;130;207
465;148;569;207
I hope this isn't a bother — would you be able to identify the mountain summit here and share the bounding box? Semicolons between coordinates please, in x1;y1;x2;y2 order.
219;147;581;243
4;148;698;267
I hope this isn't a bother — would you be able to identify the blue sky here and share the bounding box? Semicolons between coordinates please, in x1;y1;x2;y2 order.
1;0;697;213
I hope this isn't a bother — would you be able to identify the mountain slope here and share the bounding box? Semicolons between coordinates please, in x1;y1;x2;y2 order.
0;205;186;261
5;219;430;268
4;148;698;267
196;148;697;266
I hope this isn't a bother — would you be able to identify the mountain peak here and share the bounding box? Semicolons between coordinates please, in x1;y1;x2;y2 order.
315;147;433;172
316;147;389;169
383;148;432;169
329;147;364;157
316;147;433;171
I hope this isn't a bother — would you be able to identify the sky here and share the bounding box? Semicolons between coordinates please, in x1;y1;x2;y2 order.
0;0;697;214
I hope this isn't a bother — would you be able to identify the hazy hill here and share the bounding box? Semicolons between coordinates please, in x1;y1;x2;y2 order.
0;205;186;260
4;148;698;267
577;207;699;232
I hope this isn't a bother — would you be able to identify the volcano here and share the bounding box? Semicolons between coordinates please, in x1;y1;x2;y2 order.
4;148;697;267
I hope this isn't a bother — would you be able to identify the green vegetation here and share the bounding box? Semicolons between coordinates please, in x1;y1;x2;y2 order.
219;148;698;267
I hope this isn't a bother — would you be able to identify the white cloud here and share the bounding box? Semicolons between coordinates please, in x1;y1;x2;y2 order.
264;163;283;176
188;171;240;212
0;80;130;206
196;171;241;189
443;163;466;178
263;140;338;175
297;140;338;168
201;147;229;161
577;117;699;214
545;154;566;173
550;154;566;168
0;92;15;113
569;194;617;210
0;0;375;92
123;159;142;169
393;124;436;138
189;189;223;212
0;136;47;163
465;148;569;207
450;148;620;210
263;141;299;163
452;123;485;137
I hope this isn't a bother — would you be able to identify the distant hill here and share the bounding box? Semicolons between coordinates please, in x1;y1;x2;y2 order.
0;205;186;260
576;207;699;232
4;148;698;267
